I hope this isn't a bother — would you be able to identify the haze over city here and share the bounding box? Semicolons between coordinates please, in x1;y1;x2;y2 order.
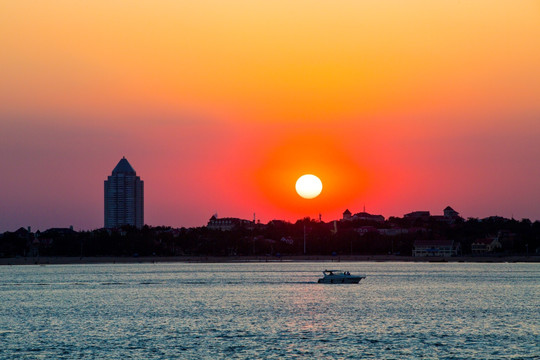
1;1;540;232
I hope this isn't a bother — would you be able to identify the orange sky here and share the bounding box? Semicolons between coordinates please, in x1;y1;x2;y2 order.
1;1;540;230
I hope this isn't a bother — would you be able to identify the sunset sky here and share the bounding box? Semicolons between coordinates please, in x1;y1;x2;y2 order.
1;1;540;231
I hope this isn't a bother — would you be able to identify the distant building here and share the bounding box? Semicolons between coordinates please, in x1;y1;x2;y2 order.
207;215;253;231
354;211;385;223
342;209;385;223
41;226;76;236
471;238;502;254
443;206;461;223
443;206;459;219
404;211;431;221
412;240;460;257
14;227;33;238
405;207;462;224
104;157;144;229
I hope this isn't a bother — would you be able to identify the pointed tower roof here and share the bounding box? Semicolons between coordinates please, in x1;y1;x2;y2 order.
112;157;136;175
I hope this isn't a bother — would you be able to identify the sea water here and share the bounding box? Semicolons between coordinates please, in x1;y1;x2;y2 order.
0;262;538;359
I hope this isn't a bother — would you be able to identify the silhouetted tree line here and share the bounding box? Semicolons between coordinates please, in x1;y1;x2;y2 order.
1;217;539;258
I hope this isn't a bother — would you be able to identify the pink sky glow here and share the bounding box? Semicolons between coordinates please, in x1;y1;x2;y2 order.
1;1;540;231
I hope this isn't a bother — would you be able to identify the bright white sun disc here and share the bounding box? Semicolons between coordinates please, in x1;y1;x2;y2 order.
295;174;323;199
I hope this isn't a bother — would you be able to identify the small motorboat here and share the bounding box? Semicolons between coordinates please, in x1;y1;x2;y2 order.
317;269;366;284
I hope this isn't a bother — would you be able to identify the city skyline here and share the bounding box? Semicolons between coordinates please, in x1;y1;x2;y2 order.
1;1;540;231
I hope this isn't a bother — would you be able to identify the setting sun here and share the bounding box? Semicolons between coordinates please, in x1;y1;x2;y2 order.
295;174;323;199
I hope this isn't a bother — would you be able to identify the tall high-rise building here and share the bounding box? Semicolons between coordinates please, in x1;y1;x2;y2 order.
104;157;144;229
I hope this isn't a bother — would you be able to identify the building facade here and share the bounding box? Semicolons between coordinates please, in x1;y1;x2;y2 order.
207;215;253;231
412;240;460;257
342;209;385;223
104;157;144;229
404;211;431;221
471;237;502;254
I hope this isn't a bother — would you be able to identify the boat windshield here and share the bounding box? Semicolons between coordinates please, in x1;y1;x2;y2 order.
323;270;343;275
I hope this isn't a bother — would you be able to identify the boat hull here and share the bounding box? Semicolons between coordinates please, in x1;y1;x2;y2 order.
317;276;364;284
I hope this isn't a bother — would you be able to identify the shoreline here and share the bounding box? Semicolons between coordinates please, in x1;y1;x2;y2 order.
1;254;538;266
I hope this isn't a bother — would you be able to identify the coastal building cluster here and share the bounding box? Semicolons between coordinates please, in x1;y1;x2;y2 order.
0;157;538;259
1;210;536;259
202;206;513;257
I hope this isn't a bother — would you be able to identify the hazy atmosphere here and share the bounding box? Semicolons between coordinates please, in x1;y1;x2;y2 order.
2;1;540;231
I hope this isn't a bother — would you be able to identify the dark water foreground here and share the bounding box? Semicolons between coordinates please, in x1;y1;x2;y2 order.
0;262;538;359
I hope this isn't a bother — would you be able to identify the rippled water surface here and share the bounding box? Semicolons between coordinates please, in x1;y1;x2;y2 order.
0;262;538;359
